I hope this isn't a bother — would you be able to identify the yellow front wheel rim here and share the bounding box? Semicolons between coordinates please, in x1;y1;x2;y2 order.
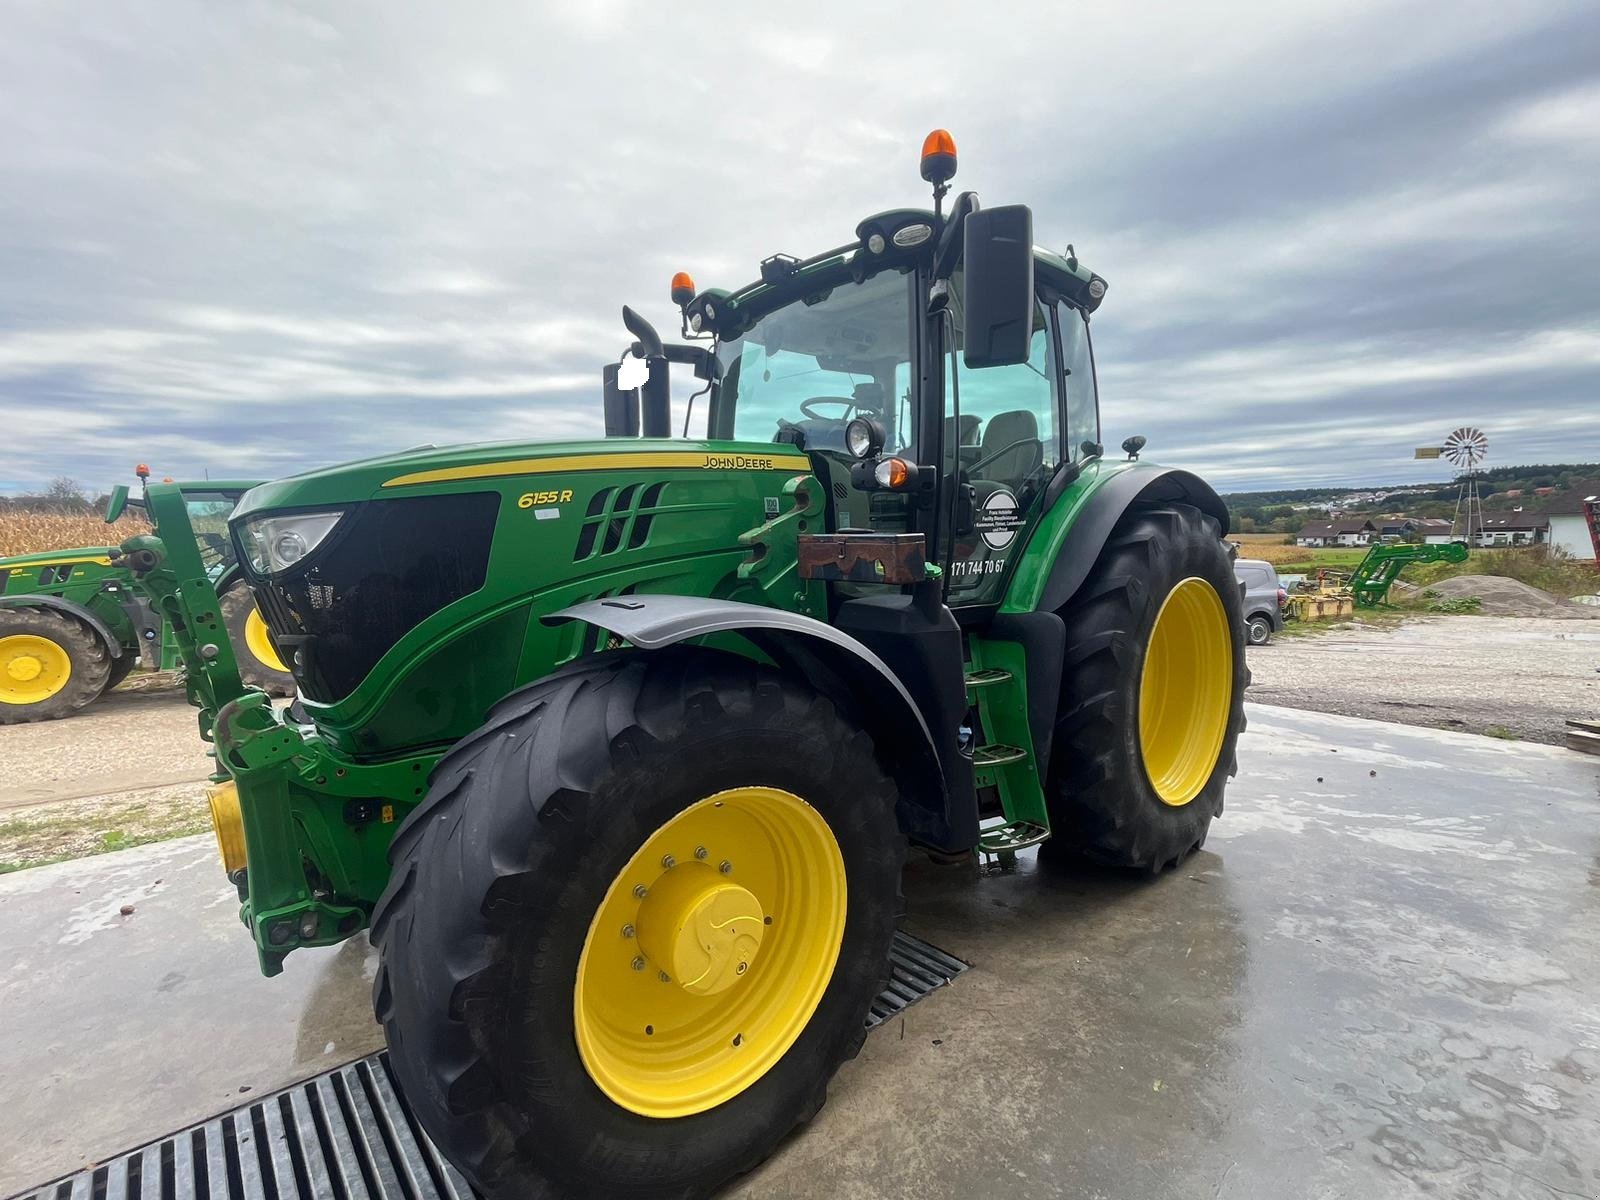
0;634;72;706
243;608;289;674
574;786;847;1118
1138;577;1233;806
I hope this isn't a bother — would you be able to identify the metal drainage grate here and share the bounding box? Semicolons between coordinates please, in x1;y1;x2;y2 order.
865;929;969;1028
14;931;966;1200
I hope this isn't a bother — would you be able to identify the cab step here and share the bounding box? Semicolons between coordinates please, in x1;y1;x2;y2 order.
977;820;1050;853
972;742;1027;768
963;667;1012;690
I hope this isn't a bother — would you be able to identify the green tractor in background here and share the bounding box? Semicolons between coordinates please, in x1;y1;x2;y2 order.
0;469;292;723
123;132;1249;1199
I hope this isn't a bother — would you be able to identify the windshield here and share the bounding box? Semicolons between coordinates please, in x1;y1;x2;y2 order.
184;492;244;572
712;269;914;455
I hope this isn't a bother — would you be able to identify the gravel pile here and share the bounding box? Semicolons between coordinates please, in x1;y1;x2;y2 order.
1420;574;1600;619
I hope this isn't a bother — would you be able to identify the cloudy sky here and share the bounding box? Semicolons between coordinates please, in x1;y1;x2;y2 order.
2;0;1596;496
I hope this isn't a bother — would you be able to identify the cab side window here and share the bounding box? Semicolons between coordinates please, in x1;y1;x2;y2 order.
1056;302;1099;460
946;291;1059;493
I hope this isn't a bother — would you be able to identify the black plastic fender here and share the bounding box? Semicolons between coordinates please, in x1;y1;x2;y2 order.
544;595;951;844
1034;465;1230;613
0;594;124;658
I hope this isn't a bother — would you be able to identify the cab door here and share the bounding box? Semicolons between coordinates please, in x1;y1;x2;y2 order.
941;287;1062;609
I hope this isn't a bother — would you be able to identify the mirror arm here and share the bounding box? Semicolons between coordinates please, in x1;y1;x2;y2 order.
933;190;980;281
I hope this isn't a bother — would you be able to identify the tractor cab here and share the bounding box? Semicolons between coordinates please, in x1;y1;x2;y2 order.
602;131;1111;614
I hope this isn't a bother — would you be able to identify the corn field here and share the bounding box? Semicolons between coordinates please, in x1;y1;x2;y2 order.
0;511;149;557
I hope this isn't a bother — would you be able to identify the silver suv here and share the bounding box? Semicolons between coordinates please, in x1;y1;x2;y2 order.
1235;558;1286;646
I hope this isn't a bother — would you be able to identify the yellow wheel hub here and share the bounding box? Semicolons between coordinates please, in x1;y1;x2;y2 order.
1139;577;1233;807
0;634;71;706
575;786;846;1118
243;608;289;674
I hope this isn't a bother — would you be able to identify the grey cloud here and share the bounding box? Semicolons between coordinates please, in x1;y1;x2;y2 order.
1;0;1596;494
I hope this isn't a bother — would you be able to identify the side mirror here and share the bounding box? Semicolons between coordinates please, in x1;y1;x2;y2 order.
961;205;1035;369
105;485;129;523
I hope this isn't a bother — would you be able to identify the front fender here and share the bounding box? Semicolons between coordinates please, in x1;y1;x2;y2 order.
1002;460;1230;614
544;595;950;841
0;594;124;658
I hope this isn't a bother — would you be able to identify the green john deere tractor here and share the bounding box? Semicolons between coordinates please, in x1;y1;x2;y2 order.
0;473;292;723
123;132;1248;1199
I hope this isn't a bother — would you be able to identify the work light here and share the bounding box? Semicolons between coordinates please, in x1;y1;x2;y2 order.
845;417;886;460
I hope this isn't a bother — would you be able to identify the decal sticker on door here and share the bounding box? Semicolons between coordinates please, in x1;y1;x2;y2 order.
976;487;1023;551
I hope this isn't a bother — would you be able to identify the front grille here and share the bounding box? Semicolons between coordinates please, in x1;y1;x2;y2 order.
246;493;499;703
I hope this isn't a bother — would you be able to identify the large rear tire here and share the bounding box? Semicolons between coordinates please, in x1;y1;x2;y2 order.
0;609;112;724
370;650;902;1200
220;585;294;697
1044;503;1249;871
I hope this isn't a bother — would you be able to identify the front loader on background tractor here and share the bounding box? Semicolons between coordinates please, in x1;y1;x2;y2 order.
0;469;292;723
122;132;1249;1199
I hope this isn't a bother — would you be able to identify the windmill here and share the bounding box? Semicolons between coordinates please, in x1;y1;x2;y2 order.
1442;426;1488;544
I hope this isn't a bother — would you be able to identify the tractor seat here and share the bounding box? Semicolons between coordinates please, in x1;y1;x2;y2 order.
977;409;1043;483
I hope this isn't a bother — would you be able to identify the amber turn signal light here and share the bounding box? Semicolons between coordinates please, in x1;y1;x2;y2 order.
135;463;150;478
875;457;918;490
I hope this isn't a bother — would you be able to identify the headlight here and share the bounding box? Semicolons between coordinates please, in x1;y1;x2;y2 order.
845;416;886;460
240;510;345;575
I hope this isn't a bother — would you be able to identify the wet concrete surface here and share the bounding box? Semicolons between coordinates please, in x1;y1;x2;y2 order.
2;704;1598;1198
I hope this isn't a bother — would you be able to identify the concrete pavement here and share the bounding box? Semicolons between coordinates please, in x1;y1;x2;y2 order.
2;704;1598;1198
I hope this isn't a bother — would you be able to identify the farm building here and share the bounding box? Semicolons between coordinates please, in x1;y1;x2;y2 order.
1547;489;1599;563
1296;519;1377;547
1474;514;1548;547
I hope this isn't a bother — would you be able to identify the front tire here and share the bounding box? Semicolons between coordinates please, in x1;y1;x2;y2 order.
370;650;902;1200
220;586;294;697
1045;503;1249;871
1246;614;1273;646
0;609;112;724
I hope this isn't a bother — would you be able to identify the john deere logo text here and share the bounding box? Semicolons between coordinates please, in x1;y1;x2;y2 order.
703;454;776;470
517;489;573;508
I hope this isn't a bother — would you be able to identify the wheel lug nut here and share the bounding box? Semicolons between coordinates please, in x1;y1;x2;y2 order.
631;956;645;971
658;970;671;983
694;846;708;860
633;885;648;899
736;962;748;975
622;924;635;939
661;854;676;870
719;860;732;874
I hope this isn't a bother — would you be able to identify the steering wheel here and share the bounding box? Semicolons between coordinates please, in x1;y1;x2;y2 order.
798;396;860;421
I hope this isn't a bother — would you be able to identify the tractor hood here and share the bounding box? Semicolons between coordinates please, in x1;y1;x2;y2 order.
0;546;118;569
232;438;808;515
227;435;814;750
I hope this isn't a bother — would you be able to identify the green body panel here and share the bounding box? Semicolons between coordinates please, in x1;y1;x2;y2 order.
246;439;823;756
997;458;1143;614
0;545;142;658
1348;540;1469;606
